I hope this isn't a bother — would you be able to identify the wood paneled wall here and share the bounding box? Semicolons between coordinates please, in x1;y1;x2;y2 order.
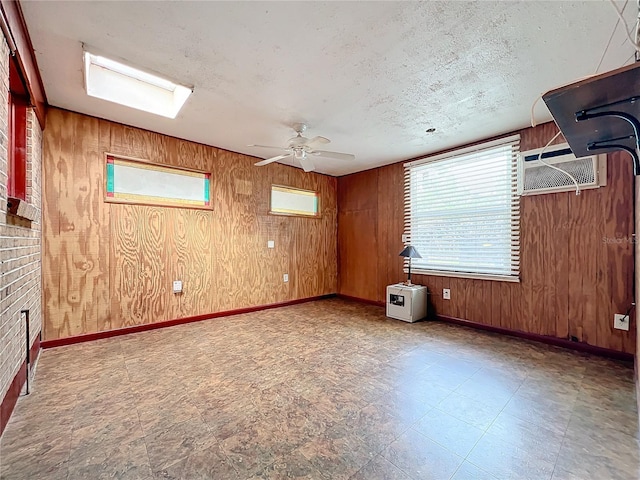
42;108;337;341
338;122;636;354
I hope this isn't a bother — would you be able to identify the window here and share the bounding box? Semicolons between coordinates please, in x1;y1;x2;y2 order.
7;58;28;202
105;154;212;210
270;185;320;217
404;135;520;281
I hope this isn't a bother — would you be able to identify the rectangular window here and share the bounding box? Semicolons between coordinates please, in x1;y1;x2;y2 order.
404;135;520;281
7;93;28;202
270;185;320;217
105;154;211;210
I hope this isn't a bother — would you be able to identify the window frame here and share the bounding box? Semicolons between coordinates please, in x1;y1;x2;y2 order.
403;134;521;283
7;57;29;203
104;153;212;210
269;185;320;218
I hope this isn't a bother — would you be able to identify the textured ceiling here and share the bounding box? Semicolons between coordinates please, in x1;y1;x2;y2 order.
22;1;638;176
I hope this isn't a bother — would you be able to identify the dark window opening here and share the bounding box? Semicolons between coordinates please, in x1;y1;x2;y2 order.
7;57;29;202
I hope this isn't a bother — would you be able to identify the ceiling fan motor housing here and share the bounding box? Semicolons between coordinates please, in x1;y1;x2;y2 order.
289;136;308;149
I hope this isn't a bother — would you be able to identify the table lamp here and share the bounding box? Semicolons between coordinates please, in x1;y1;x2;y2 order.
399;245;422;285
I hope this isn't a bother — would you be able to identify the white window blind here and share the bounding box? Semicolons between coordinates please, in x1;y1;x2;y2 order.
404;135;520;281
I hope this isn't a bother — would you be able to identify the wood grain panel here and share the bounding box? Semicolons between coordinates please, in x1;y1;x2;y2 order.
541;195;558;335
338;168;378;212
551;194;570;340
519;189;536;333
337;121;636;354
168;209;213;319
337;210;378;300
376;163;405;301
42;108;337;340
41;109;62;338
468;280;492;326
448;278;462;319
509;282;522;333
57;111;92;336
492;281;511;330
430;275;443;317
337;169;379;299
600;151;634;352
95;118;112;332
110;205;169;326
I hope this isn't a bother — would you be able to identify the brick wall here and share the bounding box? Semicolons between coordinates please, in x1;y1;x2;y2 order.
0;30;43;406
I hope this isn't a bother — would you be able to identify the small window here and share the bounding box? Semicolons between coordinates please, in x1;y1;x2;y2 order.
404;135;520;281
105;154;211;210
270;185;320;217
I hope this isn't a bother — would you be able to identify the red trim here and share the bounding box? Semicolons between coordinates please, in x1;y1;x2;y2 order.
437;315;634;362
29;334;40;364
8;91;28;200
336;294;385;308
0;333;41;436
0;361;26;437
0;0;47;127
42;294;336;349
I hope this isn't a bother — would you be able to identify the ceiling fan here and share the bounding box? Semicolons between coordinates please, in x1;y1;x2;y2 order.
249;123;355;172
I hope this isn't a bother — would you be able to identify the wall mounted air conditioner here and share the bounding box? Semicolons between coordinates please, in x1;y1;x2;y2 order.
518;143;606;196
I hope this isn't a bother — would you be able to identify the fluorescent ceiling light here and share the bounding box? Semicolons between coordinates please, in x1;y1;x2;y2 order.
83;51;192;119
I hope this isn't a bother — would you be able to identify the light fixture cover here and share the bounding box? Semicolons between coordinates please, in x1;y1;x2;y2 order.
399;245;422;258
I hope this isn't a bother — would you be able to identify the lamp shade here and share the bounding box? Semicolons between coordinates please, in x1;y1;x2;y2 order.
399;245;422;259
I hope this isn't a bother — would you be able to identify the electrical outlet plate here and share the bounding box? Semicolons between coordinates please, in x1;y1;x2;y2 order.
443;288;450;300
267;240;275;248
173;280;182;293
401;234;408;243
283;273;289;283
614;313;629;331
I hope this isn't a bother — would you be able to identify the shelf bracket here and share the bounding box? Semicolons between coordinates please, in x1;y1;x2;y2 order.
575;98;640;176
575;109;640;141
586;135;640;175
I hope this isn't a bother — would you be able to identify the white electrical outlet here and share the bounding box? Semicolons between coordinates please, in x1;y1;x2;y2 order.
283;273;289;283
401;234;408;243
267;240;275;248
614;314;629;331
173;280;183;294
443;288;451;300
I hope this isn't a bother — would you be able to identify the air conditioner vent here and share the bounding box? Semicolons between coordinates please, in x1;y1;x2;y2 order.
524;158;595;190
519;143;606;196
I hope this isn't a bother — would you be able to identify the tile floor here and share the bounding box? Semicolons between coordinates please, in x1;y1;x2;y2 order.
0;298;638;479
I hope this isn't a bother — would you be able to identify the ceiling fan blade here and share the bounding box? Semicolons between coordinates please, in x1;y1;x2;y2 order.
248;144;289;152
306;136;330;149
254;154;292;167
298;156;315;172
311;150;355;161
